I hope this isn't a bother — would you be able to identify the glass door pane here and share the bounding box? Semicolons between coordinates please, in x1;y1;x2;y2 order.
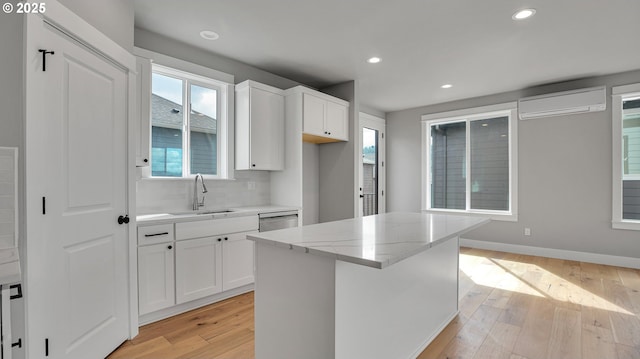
622;97;640;220
151;73;184;177
430;122;466;209
362;127;378;216
469;116;509;211
189;84;218;175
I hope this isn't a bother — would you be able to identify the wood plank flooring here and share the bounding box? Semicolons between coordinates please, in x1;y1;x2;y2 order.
108;248;640;359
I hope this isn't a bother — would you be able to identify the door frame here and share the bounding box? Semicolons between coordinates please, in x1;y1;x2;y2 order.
358;113;386;216
25;2;138;357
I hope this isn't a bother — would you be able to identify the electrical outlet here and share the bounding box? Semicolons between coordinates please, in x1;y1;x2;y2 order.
247;181;256;190
524;228;531;236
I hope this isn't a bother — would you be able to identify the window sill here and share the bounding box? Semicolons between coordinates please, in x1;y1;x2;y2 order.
423;209;518;222
612;221;640;231
138;176;236;182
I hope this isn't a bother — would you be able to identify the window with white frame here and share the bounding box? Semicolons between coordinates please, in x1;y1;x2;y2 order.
150;64;229;178
612;83;640;230
422;103;518;220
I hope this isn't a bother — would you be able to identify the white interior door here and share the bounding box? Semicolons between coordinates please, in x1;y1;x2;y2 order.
358;113;386;216
35;24;129;359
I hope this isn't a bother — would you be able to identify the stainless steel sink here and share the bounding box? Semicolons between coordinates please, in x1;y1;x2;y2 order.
170;209;234;216
196;210;234;215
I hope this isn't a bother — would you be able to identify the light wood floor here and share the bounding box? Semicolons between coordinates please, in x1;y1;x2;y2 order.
108;248;640;359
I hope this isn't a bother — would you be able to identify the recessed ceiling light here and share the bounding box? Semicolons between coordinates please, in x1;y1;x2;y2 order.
200;30;220;40
367;57;381;64
512;9;536;20
441;84;453;89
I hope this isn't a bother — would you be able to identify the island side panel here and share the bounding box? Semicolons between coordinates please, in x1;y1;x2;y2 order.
254;242;336;359
335;237;459;359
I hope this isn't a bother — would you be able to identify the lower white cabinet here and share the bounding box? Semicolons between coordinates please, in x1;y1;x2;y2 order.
223;231;257;290
138;216;259;320
138;242;175;315
176;237;223;304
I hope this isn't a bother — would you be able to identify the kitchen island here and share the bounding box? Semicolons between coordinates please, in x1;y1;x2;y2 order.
247;212;489;359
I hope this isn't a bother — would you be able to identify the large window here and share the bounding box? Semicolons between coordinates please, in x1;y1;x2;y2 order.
422;103;518;220
613;83;640;230
150;65;228;178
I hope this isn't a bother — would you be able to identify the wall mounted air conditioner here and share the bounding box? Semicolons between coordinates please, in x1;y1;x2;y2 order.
518;86;606;120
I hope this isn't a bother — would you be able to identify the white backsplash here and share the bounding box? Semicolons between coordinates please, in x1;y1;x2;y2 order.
136;170;270;215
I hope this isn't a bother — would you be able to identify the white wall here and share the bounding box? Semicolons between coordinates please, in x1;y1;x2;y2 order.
59;0;134;51
0;5;25;357
303;142;320;225
319;81;359;222
136;171;271;214
387;70;640;259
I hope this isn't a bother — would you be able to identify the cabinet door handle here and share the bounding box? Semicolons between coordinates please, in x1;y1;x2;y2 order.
217;238;222;242
224;237;228;241
143;158;148;163
167;245;173;250
144;232;169;237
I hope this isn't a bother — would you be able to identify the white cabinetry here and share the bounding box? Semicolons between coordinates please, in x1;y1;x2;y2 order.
223;231;258;290
138;216;259;323
325;101;348;140
138;242;175;315
176;237;222;304
138;224;175;316
236;80;285;170
134;56;151;166
292;89;348;143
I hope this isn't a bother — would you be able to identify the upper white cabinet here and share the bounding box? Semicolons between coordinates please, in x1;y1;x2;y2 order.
134;56;152;167
235;80;285;170
286;87;349;143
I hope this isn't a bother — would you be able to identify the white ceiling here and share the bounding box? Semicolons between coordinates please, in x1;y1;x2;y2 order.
134;0;640;113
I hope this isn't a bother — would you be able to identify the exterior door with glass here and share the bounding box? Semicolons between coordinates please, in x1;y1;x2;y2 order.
359;113;386;216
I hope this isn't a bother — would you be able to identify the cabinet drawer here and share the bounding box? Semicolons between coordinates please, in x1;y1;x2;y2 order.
138;224;174;246
175;216;259;240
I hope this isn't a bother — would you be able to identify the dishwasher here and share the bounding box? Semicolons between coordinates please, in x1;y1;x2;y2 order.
258;210;299;232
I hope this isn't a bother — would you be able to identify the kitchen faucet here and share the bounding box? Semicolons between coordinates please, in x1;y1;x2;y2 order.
193;173;208;210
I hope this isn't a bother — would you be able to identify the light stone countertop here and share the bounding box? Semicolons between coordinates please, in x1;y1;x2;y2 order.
248;212;489;269
136;205;300;225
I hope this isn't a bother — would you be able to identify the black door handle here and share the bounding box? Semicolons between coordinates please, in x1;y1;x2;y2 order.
117;215;130;225
359;195;364;198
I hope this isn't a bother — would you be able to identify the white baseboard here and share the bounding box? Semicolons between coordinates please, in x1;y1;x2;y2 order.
460;238;640;269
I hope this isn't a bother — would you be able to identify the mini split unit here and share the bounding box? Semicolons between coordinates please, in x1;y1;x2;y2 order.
518;86;606;120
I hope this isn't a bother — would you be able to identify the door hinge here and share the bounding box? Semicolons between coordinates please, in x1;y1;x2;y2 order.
45;338;49;356
381;161;384;167
38;49;55;72
381;133;384;139
42;197;46;215
9;284;22;299
382;190;384;196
